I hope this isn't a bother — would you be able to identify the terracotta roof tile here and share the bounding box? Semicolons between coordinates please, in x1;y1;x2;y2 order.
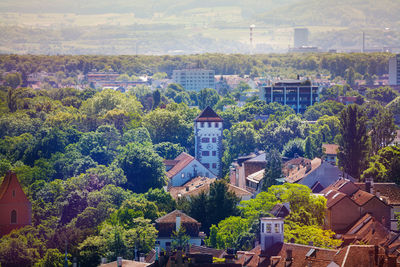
355;182;400;205
322;144;339;155
166;152;195;179
351;190;375;206
168;177;215;199
194;106;223;122
189;245;226;258
227;184;252;198
246;169;264;183
155;210;199;224
285;158;322;184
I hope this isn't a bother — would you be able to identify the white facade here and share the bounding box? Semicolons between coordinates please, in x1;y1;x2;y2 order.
195;121;223;177
172;69;215;91
260;217;285;251
169;159;216;187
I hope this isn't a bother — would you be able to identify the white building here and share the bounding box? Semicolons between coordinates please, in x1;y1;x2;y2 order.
260;217;285;252
165;152;216;187
155;210;204;250
172;69;215;91
389;54;400;85
194;106;223;177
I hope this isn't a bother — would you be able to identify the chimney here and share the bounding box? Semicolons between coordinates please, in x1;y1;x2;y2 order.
176;215;181;232
375;190;380;198
365;178;374;194
286;249;293;261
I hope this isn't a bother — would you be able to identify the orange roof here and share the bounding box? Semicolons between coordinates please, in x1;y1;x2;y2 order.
324;189;347;208
168;177;215;199
227;183;252;197
155;210;199;224
285;158;321;183
194;106;223;122
355;182;400;205
166;152;194;179
322;144;339;155
351;190;375;206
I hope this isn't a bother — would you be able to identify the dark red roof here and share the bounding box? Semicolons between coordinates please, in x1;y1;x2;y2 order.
355;182;400;205
155;210;199;224
194;106;223;122
166;152;194;179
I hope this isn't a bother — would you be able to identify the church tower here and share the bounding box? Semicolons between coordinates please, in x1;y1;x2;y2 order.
194;106;223;177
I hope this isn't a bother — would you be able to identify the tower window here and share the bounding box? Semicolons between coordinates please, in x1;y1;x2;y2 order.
212;138;216;143
201;138;210;143
208;122;212;127
215;122;219;128
201;122;204;128
202;151;210;156
11;210;17;224
212;151;216;156
275;223;280;233
212;163;217;169
266;224;271;233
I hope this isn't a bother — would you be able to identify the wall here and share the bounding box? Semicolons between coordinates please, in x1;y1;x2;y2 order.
170;159;216;187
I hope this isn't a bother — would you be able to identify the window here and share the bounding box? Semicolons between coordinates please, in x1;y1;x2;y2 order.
202;138;210;143
261;223;264;233
212;163;217;169
212;138;216;143
201;122;204;128
212;151;216;156
215;122;219;128
266;224;271;233
208;122;212;127
202;151;210;156
275;223;280;233
12;190;15;198
166;242;171;247
11;210;17;224
204;163;210;168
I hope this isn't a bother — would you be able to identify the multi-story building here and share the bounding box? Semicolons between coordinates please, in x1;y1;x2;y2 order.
259;80;319;113
194;106;223;177
294;28;309;48
389;54;400;85
172;69;215;91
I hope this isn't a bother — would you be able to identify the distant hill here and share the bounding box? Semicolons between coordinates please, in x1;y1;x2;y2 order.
257;0;400;27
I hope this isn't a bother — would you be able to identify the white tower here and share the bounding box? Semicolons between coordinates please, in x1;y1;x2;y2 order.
194;106;223;177
260;217;284;252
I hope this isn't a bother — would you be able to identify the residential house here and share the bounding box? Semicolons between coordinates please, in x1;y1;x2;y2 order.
285;158;354;193
168;176;252;201
0;171;32;236
322;144;339;165
230;152;266;190
165;152;216;187
155;210;205;250
356;181;400;232
322;179;391;233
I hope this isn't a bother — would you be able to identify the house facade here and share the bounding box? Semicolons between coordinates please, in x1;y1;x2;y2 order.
0;171;32;236
165;152;216;187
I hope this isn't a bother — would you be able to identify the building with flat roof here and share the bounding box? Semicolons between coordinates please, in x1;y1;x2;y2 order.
294;28;309;48
259;80;319;113
389;54;400;85
172;69;215;91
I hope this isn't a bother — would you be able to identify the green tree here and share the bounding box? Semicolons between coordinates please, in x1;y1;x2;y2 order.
337;104;369;178
171;226;190;250
153;142;186;159
262;149;282;190
370;109;396;154
117;142;166;193
198;88;220;110
282;138;305;158
4;72;22;89
152;89;161;109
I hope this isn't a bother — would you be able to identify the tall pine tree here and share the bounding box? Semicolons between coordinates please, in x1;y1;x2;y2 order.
262;149;282;190
337;104;369;179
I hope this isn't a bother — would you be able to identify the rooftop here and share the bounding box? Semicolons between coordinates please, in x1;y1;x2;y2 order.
194;106;223;122
155;210;199;224
323;144;339;155
166;152;195;179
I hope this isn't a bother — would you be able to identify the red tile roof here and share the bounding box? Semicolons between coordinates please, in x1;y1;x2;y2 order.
194;106;223;122
322;144;339;155
350;190;375;206
285;158;322;183
166;152;195;179
168;177;215;199
324;190;348;208
355;182;400;205
343;213;390;246
155;210;199;224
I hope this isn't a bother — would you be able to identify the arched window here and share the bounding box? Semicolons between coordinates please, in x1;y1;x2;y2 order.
11;210;17;224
